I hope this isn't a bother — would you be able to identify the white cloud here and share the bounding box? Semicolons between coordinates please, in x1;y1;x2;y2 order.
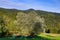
0;0;31;9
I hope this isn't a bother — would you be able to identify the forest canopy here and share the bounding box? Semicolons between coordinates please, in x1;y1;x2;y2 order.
0;8;60;37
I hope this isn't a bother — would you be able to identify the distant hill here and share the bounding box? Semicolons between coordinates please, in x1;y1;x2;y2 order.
0;8;60;33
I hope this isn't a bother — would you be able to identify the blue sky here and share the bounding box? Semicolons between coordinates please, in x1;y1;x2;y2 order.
0;0;60;13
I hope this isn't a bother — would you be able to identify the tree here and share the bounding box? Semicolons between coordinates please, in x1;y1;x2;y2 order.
14;11;45;36
0;17;11;37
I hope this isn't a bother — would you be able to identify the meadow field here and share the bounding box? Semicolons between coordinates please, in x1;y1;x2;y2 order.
0;33;60;40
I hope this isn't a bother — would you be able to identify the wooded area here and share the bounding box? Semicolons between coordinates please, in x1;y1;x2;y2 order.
0;8;60;37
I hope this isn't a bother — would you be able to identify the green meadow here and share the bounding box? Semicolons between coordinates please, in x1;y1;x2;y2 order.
0;33;60;40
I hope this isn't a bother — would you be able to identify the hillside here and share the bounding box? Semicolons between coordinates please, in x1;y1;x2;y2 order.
0;8;60;34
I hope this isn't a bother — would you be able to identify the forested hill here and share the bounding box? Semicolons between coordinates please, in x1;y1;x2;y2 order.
0;8;60;33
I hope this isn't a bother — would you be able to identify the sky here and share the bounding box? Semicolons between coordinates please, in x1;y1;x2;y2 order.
0;0;60;13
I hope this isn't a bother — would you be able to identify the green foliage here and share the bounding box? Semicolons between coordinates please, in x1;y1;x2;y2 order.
0;17;12;37
14;11;45;36
0;8;60;35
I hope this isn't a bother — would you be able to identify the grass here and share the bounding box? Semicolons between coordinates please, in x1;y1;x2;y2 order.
40;33;60;40
0;33;60;40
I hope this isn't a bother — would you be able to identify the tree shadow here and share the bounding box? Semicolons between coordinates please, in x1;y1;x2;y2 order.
8;32;55;40
0;35;55;40
11;35;55;40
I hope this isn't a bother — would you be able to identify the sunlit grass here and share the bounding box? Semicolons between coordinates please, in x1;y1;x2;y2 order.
40;33;60;40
